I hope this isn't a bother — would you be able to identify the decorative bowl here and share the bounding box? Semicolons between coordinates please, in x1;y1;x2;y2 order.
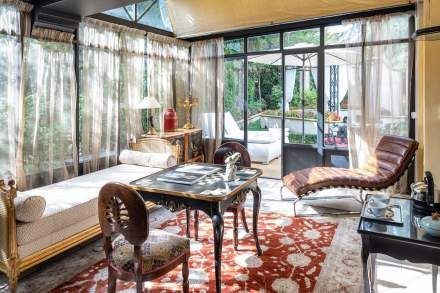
420;216;440;237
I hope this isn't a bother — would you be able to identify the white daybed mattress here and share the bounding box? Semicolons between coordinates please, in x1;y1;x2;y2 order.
17;164;160;257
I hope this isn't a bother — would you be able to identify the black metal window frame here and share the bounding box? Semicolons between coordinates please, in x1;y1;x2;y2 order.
222;5;416;156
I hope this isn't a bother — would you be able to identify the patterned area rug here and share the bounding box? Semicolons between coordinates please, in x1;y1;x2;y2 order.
52;210;338;292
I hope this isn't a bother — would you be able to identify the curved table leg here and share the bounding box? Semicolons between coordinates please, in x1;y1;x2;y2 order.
252;186;263;256
433;265;438;293
212;212;224;293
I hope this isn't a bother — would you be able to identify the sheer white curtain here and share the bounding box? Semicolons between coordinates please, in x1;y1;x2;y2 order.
190;38;224;162
146;33;190;133
16;28;77;190
345;13;411;168
119;29;145;148
79;19;121;174
0;0;31;181
0;1;20;179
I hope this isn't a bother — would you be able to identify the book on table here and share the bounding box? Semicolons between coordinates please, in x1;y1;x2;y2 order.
157;164;223;185
174;164;222;175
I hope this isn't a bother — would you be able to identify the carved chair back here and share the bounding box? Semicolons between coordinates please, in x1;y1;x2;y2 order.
213;142;251;167
98;183;149;248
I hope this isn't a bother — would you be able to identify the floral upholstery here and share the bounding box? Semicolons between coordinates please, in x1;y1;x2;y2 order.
111;229;189;273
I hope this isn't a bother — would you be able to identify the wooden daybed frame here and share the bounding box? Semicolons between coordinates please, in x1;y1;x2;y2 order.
0;138;179;292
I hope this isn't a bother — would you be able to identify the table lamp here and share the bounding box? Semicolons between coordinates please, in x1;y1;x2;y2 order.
138;96;161;135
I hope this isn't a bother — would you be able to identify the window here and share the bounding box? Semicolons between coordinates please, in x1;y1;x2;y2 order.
247;33;280;52
224;38;244;55
103;0;173;32
223;11;414;177
324;48;359;148
284;28;320;49
324;23;361;45
0;4;20;178
224;58;245;140
247;53;282;134
21;37;78;188
284;53;318;145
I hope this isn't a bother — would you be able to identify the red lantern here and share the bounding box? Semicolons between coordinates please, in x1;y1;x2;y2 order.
164;108;178;131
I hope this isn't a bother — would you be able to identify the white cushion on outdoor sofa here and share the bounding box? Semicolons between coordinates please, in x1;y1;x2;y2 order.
16;164;161;257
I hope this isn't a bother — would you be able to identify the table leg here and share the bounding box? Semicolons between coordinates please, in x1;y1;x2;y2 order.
212;212;224;293
433;265;438;293
185;208;191;238
362;247;371;293
252;186;263;256
370;253;376;292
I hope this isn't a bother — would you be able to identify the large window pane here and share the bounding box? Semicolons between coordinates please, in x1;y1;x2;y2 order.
324;48;360;148
21;38;78;189
224;38;244;55
366;13;410;42
284;53;318;145
224;58;244;140
247;33;280;52
284;28;320;49
325;23;362;45
247;53;282;177
0;34;20;178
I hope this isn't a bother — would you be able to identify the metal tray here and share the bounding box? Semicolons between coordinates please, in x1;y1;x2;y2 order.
361;201;403;225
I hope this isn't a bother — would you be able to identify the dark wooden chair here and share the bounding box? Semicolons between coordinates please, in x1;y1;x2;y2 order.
187;142;251;250
98;182;190;293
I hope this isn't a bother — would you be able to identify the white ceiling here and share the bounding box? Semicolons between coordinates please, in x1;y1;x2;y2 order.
166;0;413;38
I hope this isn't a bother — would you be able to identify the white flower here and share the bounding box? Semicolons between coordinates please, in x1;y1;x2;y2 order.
280;236;294;245
303;229;321;239
235;274;249;282
287;253;311;267
190;239;202;251
271;278;299;293
276;217;292;227
235;254;263;268
189;269;209;285
260;245;270;252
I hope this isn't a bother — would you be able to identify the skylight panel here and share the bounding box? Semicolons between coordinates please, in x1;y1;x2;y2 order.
103;0;173;32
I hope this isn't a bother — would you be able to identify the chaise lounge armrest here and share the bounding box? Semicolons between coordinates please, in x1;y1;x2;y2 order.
283;135;419;197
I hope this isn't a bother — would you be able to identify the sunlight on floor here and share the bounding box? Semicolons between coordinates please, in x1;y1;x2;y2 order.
252;157;281;178
376;255;437;293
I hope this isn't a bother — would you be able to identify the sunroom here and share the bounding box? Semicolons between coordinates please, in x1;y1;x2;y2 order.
0;0;439;292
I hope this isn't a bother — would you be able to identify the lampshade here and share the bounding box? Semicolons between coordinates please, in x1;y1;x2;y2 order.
137;96;161;109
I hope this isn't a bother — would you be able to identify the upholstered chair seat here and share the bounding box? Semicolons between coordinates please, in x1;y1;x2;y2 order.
111;229;190;273
99;182;190;293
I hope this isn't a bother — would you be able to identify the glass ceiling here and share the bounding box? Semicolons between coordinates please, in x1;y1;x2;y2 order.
103;0;173;32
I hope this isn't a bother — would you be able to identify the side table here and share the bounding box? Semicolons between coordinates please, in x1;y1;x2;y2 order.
358;197;440;293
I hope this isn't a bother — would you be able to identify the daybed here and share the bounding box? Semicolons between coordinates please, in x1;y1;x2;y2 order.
0;138;179;292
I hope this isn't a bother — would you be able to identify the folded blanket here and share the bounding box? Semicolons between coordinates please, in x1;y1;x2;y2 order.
119;150;177;169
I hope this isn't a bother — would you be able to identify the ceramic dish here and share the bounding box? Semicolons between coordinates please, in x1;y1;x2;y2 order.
420;216;440;237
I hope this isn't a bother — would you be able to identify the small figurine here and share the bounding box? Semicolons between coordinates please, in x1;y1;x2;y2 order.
223;152;241;182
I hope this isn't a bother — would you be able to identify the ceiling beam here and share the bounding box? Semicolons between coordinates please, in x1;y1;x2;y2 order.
42;0;143;17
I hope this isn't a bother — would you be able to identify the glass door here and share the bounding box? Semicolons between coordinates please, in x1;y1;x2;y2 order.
283;51;323;174
247;53;283;178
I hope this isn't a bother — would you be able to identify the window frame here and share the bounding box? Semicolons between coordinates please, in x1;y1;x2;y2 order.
222;6;415;177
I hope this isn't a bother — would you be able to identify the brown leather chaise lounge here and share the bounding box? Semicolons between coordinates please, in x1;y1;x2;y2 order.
282;135;419;215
